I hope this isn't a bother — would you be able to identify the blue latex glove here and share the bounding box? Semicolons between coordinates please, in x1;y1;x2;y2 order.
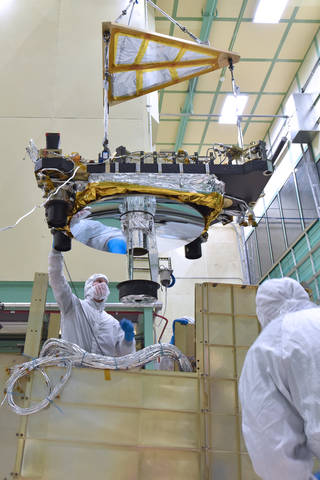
170;318;189;345
314;473;320;479
120;318;135;342
107;238;127;254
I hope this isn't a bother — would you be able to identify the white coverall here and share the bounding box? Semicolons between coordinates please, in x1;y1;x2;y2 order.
48;248;135;356
239;277;320;480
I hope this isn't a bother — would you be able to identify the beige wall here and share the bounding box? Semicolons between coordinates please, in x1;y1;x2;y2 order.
157;224;245;343
0;0;151;281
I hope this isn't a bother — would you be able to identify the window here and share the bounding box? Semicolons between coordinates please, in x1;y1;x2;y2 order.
281;251;295;275
266;196;286;262
279;174;302;246
295;153;318;228
269;264;282;279
297;258;313;282
317;159;320;181
246;231;260;284
245;148;320;285
293;235;309;264
307;219;320;248
255;216;272;276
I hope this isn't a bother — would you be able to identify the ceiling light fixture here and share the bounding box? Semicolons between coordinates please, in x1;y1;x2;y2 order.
219;95;248;125
253;0;289;24
0;0;13;13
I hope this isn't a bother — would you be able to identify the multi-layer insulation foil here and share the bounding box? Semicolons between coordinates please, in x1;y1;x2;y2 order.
103;22;240;104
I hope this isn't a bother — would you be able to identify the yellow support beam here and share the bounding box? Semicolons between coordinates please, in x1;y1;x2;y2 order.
13;272;48;477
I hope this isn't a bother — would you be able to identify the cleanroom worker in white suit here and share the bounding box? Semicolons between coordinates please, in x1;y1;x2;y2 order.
239;277;320;480
48;248;136;356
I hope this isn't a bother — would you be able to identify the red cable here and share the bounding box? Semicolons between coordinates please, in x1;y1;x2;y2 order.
153;312;169;342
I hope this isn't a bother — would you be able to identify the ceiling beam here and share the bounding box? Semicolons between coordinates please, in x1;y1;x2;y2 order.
155;16;320;25
241;7;299;138
173;0;218;152
159;0;179;113
197;0;248;155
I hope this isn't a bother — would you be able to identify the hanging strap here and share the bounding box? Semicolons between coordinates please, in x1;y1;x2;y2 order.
146;0;206;44
115;0;205;44
115;0;138;24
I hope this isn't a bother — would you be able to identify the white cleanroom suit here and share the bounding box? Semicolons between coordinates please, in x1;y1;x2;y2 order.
48;248;135;356
239;277;320;480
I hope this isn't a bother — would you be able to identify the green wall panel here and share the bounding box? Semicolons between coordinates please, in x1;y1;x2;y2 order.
297;258;313;283
312;248;320;272
289;271;298;280
293;236;309;264
281;252;295;276
307;221;320;249
269;265;282;279
0;282;120;303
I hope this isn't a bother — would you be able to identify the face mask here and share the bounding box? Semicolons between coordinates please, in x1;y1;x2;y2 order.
93;282;109;301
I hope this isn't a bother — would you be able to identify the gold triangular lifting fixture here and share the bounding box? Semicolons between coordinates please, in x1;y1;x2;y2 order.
102;22;240;105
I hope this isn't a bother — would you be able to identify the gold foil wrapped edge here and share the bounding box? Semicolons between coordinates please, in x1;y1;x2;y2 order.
66;182;224;235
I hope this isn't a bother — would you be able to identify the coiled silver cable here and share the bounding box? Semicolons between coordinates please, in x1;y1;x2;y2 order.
2;339;192;416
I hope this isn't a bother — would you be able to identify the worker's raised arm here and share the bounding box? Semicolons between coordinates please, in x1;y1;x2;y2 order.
48;248;74;313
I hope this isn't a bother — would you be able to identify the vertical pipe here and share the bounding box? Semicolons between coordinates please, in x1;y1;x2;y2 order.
237;117;244;149
300;145;320;218
231;224;249;284
13;273;48;476
128;248;134;280
103;33;110;150
253;230;262;282
231;286;242;480
228;58;244;149
144;307;155;370
147;221;159;282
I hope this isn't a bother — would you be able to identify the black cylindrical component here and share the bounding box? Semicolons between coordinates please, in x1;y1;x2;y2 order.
52;230;72;252
46;132;60;150
270;136;287;164
45;200;69;228
130;247;148;256
185;237;202;260
117;279;160;302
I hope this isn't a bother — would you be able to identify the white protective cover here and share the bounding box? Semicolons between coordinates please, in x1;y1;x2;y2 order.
48;249;135;356
111;65;211;99
239;277;320;480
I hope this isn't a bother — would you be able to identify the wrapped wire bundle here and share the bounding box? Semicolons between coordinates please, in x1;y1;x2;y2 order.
2;339;192;416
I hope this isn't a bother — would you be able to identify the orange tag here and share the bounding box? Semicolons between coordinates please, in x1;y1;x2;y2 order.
104;370;111;381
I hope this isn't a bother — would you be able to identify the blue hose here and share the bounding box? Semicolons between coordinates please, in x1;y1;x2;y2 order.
168;273;176;288
170;318;189;344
